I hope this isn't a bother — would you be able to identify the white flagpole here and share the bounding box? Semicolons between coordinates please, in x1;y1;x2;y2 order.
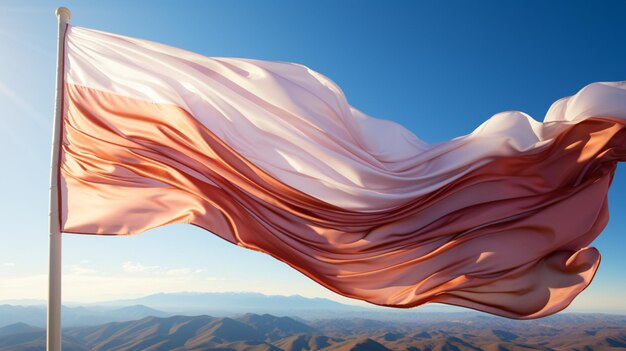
48;7;71;351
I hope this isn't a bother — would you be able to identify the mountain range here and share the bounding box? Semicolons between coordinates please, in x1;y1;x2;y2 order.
1;312;625;350
2;292;626;350
94;292;359;315
0;292;455;328
0;304;169;328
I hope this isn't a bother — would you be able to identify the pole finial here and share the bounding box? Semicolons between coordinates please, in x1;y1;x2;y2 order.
55;7;71;22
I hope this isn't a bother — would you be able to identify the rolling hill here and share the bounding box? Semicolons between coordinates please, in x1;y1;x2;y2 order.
0;312;625;350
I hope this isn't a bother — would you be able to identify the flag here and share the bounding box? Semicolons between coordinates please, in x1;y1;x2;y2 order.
60;26;626;319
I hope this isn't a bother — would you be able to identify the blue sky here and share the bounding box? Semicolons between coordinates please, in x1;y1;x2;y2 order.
0;1;625;312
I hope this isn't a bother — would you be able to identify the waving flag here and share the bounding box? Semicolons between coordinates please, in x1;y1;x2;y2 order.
60;26;626;319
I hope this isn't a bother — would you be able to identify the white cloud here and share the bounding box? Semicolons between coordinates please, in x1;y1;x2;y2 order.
1;262;15;267
122;261;159;273
66;265;96;275
166;268;193;276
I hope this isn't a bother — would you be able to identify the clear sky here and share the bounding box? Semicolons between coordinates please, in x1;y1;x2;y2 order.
0;0;625;312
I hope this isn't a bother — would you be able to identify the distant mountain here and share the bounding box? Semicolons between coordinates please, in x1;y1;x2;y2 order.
0;329;86;351
0;323;43;338
96;304;171;321
1;292;466;326
0;304;170;328
64;315;270;350
0;305;46;328
326;337;391;351
1;313;625;350
310;318;391;336
1;291;436;328
0;316;280;351
236;314;317;341
0;299;46;306
96;292;358;316
274;334;340;351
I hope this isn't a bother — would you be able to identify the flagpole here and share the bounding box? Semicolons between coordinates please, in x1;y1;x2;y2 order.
48;7;71;351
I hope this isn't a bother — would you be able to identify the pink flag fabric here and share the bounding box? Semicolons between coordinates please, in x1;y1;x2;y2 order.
60;26;626;319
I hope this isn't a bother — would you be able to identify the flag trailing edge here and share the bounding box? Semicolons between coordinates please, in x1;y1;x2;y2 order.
60;25;626;319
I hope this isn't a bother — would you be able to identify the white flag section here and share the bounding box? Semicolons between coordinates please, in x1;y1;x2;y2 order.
60;25;626;319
